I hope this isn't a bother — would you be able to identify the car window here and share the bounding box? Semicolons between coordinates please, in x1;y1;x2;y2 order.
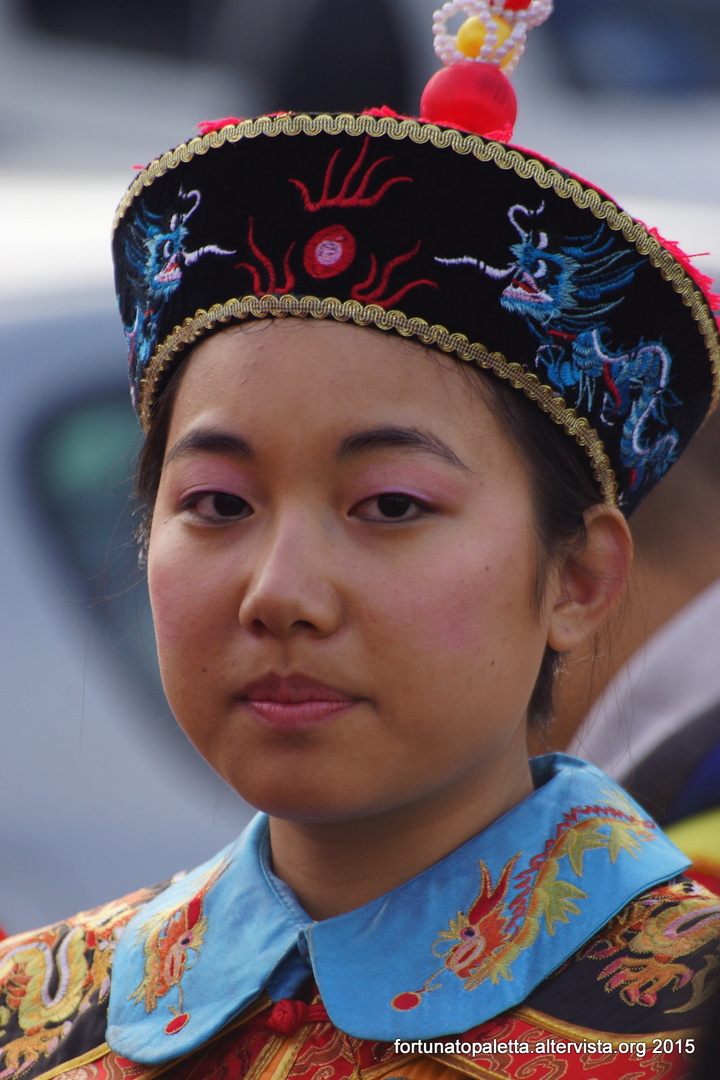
26;388;163;701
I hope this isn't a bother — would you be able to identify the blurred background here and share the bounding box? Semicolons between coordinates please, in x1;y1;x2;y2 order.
1;0;719;934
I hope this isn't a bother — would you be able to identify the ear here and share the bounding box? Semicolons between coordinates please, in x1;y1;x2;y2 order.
546;504;633;653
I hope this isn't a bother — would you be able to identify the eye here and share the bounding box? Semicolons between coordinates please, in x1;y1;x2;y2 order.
377;494;414;518
163;240;173;258
533;259;547;280
354;492;429;522
183;492;251;523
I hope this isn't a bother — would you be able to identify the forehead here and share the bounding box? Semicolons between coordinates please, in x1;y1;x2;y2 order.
166;318;502;447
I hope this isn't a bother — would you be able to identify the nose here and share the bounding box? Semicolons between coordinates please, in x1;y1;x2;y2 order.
238;510;343;639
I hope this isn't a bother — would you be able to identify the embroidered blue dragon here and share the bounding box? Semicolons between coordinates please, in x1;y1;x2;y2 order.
122;187;234;404
437;204;681;498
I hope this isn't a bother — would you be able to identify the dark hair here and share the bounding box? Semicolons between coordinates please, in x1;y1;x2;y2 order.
135;352;191;553
135;330;602;728
471;372;601;727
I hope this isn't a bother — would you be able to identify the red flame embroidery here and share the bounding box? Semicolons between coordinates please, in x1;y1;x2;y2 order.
235;218;296;294
351;241;438;309
289;137;411;211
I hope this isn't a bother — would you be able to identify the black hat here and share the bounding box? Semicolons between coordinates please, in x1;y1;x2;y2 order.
112;0;719;514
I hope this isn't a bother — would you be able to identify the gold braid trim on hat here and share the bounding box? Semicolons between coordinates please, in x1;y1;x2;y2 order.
138;293;619;506
114;111;720;414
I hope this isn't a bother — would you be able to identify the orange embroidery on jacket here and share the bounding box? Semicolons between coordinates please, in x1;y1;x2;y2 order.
392;797;655;1011
0;888;159;1079
584;881;720;1012
129;858;230;1034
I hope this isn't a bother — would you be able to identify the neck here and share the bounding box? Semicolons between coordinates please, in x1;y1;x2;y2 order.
268;751;533;921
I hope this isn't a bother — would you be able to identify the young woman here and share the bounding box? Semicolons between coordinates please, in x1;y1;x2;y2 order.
2;5;719;1079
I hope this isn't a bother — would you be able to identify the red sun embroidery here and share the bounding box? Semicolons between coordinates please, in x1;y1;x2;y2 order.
303;226;357;279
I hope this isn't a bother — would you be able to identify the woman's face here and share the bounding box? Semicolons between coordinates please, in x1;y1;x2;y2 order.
148;319;556;824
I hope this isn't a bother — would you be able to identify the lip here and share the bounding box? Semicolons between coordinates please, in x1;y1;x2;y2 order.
240;673;360;731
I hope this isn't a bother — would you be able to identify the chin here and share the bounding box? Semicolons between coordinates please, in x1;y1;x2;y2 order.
245;792;377;824
225;769;394;825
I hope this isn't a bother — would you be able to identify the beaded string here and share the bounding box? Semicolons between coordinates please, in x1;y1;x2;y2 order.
432;0;553;75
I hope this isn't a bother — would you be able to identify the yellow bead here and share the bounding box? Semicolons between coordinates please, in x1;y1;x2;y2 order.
456;15;485;59
456;14;513;60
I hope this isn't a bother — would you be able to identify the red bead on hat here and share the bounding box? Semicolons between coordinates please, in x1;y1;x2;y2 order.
421;63;517;142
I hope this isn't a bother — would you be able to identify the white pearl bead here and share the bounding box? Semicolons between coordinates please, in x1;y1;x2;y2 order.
430;0;553;71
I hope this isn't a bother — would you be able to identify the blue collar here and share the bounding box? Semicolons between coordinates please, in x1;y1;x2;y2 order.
107;755;689;1064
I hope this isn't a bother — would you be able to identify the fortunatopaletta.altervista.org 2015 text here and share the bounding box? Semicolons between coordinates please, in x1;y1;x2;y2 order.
392;1037;696;1059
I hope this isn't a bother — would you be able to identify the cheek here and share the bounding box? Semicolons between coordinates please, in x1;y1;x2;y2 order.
147;556;190;671
147;531;228;662
375;529;537;660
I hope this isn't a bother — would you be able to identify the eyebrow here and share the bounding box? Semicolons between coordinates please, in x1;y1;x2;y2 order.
164;429;254;466
337;427;471;472
163;425;470;473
